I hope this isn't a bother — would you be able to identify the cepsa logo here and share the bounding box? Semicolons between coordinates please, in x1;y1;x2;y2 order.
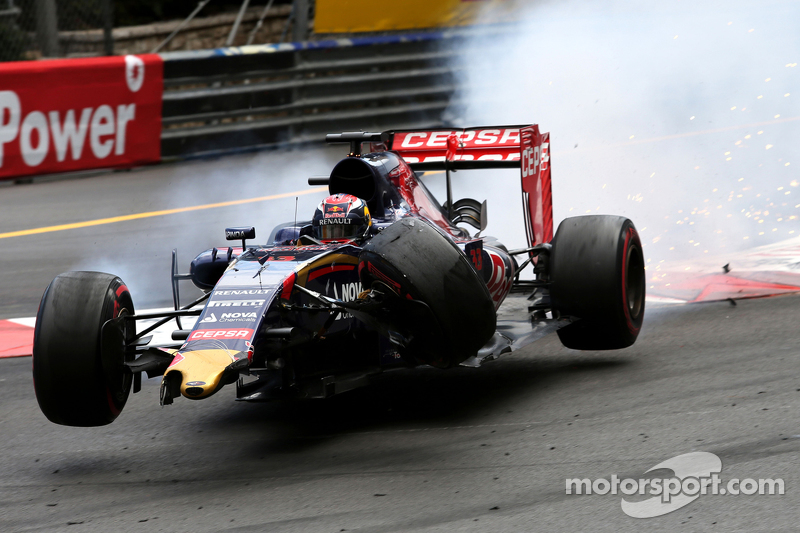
398;129;520;148
188;329;254;341
393;128;521;163
0;54;163;180
521;142;550;178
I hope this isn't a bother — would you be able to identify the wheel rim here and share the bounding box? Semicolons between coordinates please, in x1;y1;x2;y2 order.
625;244;644;319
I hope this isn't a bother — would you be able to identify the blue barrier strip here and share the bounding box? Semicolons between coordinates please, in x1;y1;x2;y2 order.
159;24;509;62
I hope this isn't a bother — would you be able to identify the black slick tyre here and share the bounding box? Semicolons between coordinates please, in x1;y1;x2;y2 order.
358;218;496;367
33;272;135;426
550;215;645;350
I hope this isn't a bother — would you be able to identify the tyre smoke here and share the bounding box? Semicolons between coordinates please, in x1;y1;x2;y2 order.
444;0;800;277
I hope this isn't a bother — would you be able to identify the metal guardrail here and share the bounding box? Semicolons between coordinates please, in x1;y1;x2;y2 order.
157;29;494;159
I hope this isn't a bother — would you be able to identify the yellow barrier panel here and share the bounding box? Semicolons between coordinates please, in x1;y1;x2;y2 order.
315;0;514;34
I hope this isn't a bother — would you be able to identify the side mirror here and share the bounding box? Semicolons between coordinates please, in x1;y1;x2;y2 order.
225;226;256;251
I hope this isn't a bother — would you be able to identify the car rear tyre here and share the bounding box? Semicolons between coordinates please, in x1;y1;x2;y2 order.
33;272;135;426
550;215;645;350
359;218;496;367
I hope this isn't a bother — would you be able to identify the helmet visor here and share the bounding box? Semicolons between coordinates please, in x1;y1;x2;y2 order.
320;223;362;241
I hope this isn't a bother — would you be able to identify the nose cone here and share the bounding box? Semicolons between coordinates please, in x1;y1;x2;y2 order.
163;349;243;399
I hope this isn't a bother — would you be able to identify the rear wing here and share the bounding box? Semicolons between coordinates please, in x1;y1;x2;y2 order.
385;125;553;248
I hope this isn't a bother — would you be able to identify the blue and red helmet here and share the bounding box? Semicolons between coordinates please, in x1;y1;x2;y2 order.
312;194;372;242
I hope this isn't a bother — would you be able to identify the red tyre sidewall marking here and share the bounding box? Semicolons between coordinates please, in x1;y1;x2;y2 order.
621;226;641;336
105;281;129;417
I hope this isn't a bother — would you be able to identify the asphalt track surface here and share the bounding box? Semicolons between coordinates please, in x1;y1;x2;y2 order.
1;290;799;532
1;158;800;531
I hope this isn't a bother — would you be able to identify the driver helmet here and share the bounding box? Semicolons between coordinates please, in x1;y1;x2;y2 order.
312;194;372;242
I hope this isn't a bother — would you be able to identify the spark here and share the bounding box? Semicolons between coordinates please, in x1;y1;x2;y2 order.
766;78;771;82
745;134;752;139
766;144;773;149
786;93;791;97
726;157;732;161
712;188;718;192
735;141;742;145
787;63;798;67
674;35;678;39
725;151;731;155
748;28;754;32
787;163;791;167
650;173;655;178
730;106;737;111
775;115;781;118
629;135;635;139
790;180;798;187
757;131;764;135
690;116;695;120
757;95;763;99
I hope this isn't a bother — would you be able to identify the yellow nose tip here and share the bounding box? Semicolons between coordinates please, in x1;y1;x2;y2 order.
163;349;238;400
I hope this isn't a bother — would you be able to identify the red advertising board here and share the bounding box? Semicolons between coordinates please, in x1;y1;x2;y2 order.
0;54;163;180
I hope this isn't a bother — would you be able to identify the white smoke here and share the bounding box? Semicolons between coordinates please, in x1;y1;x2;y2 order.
442;0;800;273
